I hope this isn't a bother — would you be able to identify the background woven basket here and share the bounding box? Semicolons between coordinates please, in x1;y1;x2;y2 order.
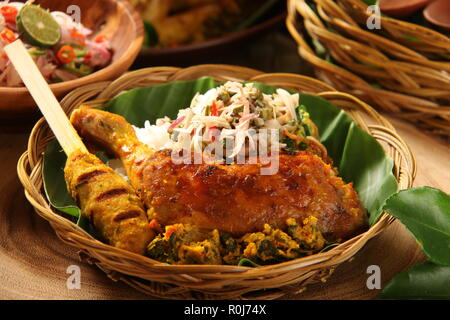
17;65;416;299
286;0;450;137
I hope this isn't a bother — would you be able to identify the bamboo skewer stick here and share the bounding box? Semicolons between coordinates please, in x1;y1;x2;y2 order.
5;40;87;155
6;40;155;255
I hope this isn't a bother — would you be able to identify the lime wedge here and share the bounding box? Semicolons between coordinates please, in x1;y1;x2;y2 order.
16;4;61;47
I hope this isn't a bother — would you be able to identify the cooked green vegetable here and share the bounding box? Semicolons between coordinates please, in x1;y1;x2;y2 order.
146;217;327;265
64;61;93;77
28;47;46;56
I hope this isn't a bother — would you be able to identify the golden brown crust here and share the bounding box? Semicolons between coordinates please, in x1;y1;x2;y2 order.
64;149;154;254
134;149;366;239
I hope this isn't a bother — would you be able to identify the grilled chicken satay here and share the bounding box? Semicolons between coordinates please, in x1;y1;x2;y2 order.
70;107;367;240
64;149;154;254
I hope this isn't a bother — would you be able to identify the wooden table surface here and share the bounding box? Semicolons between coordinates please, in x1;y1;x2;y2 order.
0;30;449;300
0;114;448;300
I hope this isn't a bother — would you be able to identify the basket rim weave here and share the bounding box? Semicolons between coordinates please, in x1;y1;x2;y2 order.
337;0;450;51
286;0;450;137
17;65;416;299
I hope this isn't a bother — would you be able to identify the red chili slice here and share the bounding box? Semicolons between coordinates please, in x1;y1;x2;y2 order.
57;45;76;64
211;101;218;116
1;6;18;24
0;28;16;43
94;35;108;43
70;29;86;45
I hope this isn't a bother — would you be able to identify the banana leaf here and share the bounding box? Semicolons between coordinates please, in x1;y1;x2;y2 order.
383;187;450;266
43;140;79;219
379;187;450;299
380;262;450;300
42;77;398;229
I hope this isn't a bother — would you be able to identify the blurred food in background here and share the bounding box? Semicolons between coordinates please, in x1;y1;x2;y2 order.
379;0;450;31
130;0;280;48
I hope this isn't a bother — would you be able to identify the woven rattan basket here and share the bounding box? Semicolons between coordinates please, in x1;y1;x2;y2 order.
17;65;416;299
286;0;450;137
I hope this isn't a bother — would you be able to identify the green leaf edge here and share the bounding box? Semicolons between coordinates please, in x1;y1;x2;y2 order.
380;262;450;300
383;186;450;266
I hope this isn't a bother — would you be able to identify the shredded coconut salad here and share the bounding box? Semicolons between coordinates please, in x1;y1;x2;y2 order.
133;81;320;159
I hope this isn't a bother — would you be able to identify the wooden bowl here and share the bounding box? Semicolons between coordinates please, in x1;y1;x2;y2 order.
424;0;450;30
134;8;285;67
379;0;433;19
0;0;143;123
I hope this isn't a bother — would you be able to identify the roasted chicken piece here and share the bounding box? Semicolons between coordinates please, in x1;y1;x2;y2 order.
64;149;154;254
70;107;367;241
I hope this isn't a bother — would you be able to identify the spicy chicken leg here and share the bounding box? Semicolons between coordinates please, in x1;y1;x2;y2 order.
70;107;367;240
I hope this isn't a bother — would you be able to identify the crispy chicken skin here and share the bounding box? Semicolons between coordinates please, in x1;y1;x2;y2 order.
70;107;367;240
64;150;154;254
